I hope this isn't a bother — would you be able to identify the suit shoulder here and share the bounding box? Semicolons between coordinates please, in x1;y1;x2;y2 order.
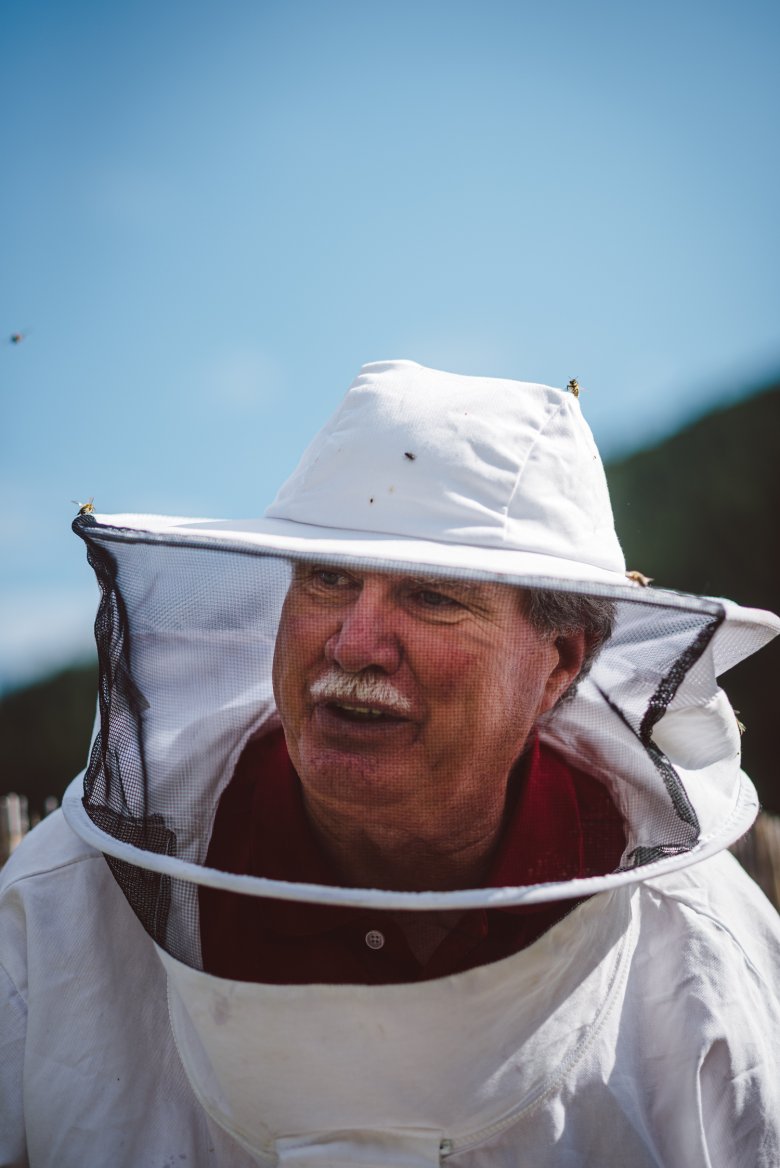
0;807;101;893
639;849;780;987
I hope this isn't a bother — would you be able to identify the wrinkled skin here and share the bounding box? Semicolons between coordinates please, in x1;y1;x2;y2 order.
272;565;585;890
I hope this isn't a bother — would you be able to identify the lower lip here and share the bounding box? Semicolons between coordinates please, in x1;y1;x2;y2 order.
312;703;416;745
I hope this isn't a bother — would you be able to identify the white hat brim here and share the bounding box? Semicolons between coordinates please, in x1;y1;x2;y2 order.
149;514;637;590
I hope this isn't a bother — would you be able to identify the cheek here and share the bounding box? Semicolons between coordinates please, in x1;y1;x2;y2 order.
275;611;326;678
417;643;522;739
418;643;482;706
479;640;557;731
272;613;312;715
273;609;344;737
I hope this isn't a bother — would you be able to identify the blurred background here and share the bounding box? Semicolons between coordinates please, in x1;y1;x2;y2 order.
1;1;778;867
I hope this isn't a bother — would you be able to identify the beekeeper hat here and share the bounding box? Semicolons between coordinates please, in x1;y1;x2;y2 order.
173;358;630;589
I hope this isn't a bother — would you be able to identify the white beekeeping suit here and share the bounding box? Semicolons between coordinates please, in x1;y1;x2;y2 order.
1;359;779;1168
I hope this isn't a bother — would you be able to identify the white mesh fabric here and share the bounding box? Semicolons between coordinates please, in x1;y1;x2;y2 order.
58;512;773;976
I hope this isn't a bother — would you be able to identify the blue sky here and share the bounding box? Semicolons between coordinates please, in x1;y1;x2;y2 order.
1;0;778;689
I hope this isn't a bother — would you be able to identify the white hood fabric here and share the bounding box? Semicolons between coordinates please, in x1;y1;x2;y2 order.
57;360;779;918
1;359;779;1165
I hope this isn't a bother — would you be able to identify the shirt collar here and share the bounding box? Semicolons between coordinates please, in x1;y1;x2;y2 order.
228;728;590;937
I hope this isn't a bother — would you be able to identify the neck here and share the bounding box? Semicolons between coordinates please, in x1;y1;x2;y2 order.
300;785;510;892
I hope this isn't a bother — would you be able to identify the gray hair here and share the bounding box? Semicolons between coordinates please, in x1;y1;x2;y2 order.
524;588;616;703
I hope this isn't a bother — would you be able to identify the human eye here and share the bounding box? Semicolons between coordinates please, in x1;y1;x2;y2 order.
403;582;468;620
313;569;348;588
415;589;459;609
299;566;359;600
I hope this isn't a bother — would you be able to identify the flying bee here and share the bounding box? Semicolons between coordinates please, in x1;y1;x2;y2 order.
71;497;95;515
567;378;580;398
9;332;25;344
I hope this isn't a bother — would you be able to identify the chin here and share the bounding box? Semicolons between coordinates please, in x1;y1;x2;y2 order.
298;745;419;806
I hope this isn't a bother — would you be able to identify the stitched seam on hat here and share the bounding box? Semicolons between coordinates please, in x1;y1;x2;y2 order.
502;397;569;542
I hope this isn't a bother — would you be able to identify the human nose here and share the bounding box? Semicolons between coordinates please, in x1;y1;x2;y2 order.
324;587;402;674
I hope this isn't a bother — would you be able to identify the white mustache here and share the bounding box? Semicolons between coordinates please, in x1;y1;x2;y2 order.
310;669;413;716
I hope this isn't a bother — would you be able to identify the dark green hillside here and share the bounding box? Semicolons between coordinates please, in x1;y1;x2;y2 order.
0;662;96;819
607;383;780;811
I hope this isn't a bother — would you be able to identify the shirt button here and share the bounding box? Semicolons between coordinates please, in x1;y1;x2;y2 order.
365;929;385;950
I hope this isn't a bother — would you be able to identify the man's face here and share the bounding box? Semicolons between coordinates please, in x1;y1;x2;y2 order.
272;565;583;842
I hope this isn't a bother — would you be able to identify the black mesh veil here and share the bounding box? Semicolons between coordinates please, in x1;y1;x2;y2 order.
64;513;761;978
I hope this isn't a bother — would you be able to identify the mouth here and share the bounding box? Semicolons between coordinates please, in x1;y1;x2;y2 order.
323;700;411;725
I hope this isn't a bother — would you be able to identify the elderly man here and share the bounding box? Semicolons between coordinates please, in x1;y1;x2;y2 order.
272;565;591;891
1;359;779;1167
199;569;622;983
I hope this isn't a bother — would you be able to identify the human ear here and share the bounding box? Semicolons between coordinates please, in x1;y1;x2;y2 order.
539;630;587;712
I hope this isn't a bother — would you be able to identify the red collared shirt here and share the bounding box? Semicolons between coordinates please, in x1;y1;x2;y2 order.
200;729;625;984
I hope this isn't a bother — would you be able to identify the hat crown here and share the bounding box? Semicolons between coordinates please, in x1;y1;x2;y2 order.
265;359;625;575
